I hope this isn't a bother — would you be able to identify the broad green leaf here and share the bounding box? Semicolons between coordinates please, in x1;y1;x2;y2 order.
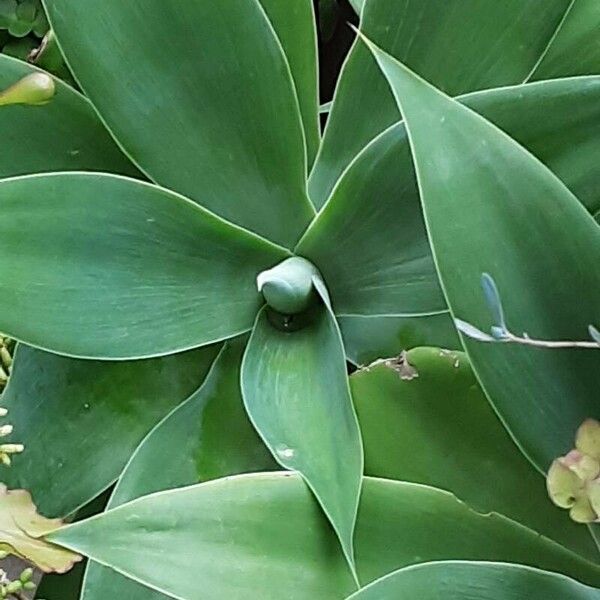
0;54;136;178
45;0;313;248
346;561;600;599
365;40;600;471
0;485;80;573
530;0;600;81
351;347;598;562
241;306;363;576
1;343;218;517
302;76;600;327
0;172;289;359
82;340;276;600
339;314;460;366
47;474;600;599
260;0;320;170
299;114;447;316
309;0;573;207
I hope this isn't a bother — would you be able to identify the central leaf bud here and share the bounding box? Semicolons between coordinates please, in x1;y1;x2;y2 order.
257;257;320;315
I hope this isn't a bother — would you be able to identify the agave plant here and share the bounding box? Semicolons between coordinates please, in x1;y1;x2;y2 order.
0;0;599;598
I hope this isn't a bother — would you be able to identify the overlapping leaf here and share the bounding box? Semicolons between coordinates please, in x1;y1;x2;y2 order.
0;54;136;178
260;0;319;169
46;474;600;599
530;0;600;81
0;172;289;358
81;340;276;600
351;347;598;561
44;0;313;248
310;0;574;207
241;305;363;576
365;39;600;471
0;343;217;517
345;561;600;599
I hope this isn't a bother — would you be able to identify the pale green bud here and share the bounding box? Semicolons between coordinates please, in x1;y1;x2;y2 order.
569;496;597;524
0;444;23;454
546;459;583;508
19;567;33;583
5;580;22;593
588;478;600;517
576;418;600;460
0;425;12;438
257;257;320;315
562;449;600;482
0;73;56;107
0;408;7;418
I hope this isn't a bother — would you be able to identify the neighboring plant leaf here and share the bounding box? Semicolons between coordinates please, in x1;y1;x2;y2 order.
364;39;600;471
0;485;80;573
530;0;600;81
1;342;218;517
46;474;600;598
339;313;460;366
45;0;314;248
81;340;276;600
351;347;598;562
301;75;600;325
0;54;137;178
241;306;363;577
345;561;600;600
260;0;320;170
309;0;574;208
0;172;289;359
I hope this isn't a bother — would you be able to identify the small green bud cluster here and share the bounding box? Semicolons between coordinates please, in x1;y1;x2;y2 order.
0;336;13;392
0;407;23;467
0;562;36;599
546;419;600;523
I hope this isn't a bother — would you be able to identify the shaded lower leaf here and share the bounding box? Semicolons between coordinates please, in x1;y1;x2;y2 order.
346;561;600;599
46;474;600;599
0;172;289;359
81;339;276;600
241;306;363;576
351;347;598;562
1;343;218;517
